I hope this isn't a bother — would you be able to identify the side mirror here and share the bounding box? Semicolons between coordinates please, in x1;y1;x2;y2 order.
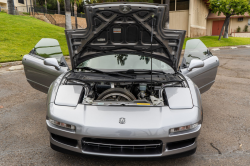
44;58;60;70
188;59;204;71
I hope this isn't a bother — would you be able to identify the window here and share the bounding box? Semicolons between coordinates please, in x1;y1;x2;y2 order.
34;39;64;62
176;0;189;10
153;0;161;4
183;39;211;66
18;0;24;4
169;0;189;11
238;18;243;22
170;0;176;11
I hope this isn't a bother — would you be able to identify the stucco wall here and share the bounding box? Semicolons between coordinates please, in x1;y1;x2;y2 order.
1;0;33;12
230;17;250;33
206;19;213;36
207;17;250;36
189;0;209;37
169;10;189;36
206;18;225;36
233;32;250;37
0;2;7;8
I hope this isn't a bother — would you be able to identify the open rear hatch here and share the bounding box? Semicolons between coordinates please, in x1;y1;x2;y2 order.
65;3;186;72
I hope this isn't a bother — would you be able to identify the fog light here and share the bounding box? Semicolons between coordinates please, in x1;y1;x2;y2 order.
49;119;76;130
170;123;198;134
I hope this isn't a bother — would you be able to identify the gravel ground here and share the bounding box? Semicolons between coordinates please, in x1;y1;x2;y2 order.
0;48;250;165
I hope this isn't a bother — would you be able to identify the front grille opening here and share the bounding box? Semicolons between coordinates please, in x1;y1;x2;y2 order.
82;138;163;155
167;138;196;150
51;133;78;147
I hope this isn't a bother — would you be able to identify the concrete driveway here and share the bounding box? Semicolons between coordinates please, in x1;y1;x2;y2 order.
0;48;249;165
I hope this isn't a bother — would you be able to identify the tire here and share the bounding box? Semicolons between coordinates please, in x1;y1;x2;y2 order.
97;88;136;100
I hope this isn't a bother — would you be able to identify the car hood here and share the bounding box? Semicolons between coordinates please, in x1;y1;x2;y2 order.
65;3;186;72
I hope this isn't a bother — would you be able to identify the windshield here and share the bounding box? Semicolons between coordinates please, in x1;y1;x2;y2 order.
183;39;212;66
77;54;175;73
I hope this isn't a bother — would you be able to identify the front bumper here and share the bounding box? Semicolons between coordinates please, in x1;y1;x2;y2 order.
47;120;201;158
46;103;202;158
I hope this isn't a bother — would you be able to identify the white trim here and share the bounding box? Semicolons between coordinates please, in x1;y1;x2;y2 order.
169;10;189;13
190;25;206;30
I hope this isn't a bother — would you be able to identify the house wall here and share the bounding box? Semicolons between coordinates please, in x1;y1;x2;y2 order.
206;17;250;36
0;2;7;8
189;0;209;37
206;18;225;36
1;0;33;12
14;0;33;12
169;10;189;36
233;33;250;37
230;17;250;33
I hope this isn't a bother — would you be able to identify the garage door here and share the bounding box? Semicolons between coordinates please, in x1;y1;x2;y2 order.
212;20;224;36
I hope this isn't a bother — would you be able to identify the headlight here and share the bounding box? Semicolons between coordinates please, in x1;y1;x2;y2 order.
169;123;198;134
49;119;76;130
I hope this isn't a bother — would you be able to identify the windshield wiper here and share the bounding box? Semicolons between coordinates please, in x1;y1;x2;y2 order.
117;69;167;74
81;67;135;79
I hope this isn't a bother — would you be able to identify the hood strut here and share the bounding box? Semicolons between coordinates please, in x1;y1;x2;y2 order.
150;14;155;95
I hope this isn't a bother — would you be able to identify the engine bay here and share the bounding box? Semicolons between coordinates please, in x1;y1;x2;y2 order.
60;72;188;106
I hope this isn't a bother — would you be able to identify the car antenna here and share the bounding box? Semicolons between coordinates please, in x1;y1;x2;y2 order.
150;14;155;95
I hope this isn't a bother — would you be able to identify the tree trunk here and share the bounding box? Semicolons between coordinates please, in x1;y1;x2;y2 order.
165;0;170;29
45;0;47;12
74;0;77;29
34;0;36;14
25;0;28;12
7;0;14;15
218;18;227;41
64;0;72;29
57;0;60;14
71;2;73;16
223;16;230;38
30;0;32;13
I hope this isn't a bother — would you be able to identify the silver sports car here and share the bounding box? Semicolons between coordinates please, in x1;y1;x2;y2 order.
22;3;219;158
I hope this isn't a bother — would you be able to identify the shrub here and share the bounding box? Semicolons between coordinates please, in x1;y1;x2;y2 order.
0;10;7;13
237;26;241;32
243;25;248;32
22;12;30;15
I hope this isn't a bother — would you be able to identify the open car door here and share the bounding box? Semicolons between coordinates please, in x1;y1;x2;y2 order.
180;39;219;94
22;38;69;93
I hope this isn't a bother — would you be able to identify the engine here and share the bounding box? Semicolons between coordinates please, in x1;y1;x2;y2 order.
66;80;184;106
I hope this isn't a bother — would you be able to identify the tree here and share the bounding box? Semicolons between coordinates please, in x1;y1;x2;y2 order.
64;0;72;29
73;0;82;29
209;0;250;40
7;0;14;15
74;0;77;28
165;0;170;29
57;0;60;14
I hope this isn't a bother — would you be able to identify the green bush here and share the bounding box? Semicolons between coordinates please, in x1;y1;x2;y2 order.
243;25;248;32
237;26;241;32
0;10;7;13
22;12;30;15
